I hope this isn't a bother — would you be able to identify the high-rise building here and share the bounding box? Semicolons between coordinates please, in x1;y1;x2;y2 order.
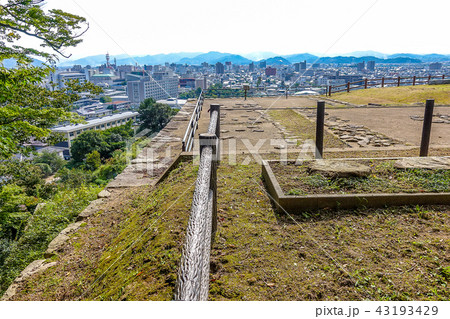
300;60;307;70
53;71;87;89
215;62;224;74
195;77;208;90
367;60;375;71
259;61;267;68
294;60;307;72
312;63;321;69
249;62;255;72
357;61;365;71
127;72;178;104
265;67;277;76
429;62;442;70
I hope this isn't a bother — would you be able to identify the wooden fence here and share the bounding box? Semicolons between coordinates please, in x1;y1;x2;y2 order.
182;90;204;152
327;74;448;96
175;104;220;301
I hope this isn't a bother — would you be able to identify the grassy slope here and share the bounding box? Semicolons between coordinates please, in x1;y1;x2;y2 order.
11;150;450;301
330;84;450;106
0;185;101;295
12;161;197;300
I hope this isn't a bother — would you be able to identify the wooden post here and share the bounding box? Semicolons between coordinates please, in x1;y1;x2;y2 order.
381;77;385;87
428;75;431;83
420;100;435;157
364;78;368;89
315;101;325;159
328;85;332;96
347;82;350;93
443;74;446;80
413;76;416;86
397;76;401;87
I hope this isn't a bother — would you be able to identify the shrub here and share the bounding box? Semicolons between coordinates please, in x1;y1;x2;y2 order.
0;184;101;294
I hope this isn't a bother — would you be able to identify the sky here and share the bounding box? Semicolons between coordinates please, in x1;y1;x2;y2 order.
37;0;450;61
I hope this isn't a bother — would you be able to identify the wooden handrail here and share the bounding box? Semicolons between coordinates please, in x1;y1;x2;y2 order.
182;91;204;152
328;74;447;96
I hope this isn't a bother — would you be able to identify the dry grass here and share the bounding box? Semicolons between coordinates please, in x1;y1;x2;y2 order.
330;84;450;106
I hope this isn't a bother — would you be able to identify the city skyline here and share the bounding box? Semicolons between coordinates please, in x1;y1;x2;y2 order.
34;0;450;61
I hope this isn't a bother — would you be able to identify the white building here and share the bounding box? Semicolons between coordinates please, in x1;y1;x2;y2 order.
51;71;87;89
127;72;178;104
52;112;138;148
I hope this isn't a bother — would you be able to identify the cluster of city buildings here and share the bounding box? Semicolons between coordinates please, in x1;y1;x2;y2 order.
43;53;448;158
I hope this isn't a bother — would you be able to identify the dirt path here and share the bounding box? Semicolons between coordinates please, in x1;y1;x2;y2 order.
326;106;450;147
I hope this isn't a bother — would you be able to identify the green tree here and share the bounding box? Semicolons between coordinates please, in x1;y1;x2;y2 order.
256;77;262;87
70;130;105;163
70;123;133;163
32;151;66;174
0;184;38;241
100;96;112;103
1;160;44;197
0;0;102;159
138;98;178;133
34;163;52;178
85;150;101;171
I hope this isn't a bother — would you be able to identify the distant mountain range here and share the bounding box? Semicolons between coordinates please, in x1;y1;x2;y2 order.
2;58;45;68
57;51;450;67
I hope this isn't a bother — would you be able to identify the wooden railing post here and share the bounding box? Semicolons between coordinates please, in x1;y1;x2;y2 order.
381;77;385;87
364;78;368;89
181;91;203;152
328;85;332;96
315;101;325;159
428;75;431;83
397;76;401;87
420;99;435;157
413;76;416;86
347;82;350;93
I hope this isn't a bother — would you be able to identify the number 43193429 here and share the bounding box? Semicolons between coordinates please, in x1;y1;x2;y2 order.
376;306;438;316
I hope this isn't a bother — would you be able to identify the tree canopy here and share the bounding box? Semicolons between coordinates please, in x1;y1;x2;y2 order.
70;120;133;163
0;0;101;159
0;0;89;62
138;98;178;133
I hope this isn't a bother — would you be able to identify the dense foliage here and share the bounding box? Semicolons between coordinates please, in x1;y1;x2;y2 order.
138;98;178;133
0;0;101;159
180;83;246;99
70;120;134;163
0;0;108;295
178;87;202;99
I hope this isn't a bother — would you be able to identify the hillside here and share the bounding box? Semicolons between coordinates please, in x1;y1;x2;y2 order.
7;151;450;301
3;95;450;301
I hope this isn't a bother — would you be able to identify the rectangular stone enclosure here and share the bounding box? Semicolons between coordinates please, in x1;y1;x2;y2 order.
262;158;450;213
